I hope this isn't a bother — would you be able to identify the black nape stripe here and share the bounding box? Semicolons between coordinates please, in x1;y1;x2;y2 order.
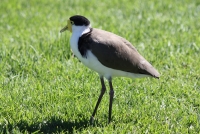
78;28;93;58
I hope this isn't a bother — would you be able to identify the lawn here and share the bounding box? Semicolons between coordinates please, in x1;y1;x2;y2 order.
0;0;200;133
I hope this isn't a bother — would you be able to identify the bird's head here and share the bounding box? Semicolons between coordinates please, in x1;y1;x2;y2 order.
60;15;90;33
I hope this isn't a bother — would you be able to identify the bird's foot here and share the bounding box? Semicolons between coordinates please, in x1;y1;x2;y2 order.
90;116;95;125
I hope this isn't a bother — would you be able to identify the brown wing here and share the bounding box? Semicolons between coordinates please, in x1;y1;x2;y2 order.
86;28;160;78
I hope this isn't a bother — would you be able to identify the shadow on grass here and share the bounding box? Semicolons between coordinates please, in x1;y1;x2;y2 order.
2;115;92;133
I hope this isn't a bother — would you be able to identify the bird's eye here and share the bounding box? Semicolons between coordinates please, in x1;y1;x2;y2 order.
71;21;74;25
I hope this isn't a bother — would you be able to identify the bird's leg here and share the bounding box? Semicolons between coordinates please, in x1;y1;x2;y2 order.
108;80;114;123
90;77;106;124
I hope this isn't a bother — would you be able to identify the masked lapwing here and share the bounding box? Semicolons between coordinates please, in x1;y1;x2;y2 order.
60;15;160;123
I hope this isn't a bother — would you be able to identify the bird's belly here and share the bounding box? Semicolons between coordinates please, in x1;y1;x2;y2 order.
76;50;147;80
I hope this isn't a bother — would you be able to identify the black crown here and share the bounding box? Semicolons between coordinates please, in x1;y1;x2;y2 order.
70;15;90;26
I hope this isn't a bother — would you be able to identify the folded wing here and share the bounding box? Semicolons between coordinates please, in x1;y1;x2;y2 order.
79;28;160;78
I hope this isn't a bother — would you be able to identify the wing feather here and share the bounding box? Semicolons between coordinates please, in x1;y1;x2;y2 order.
79;28;160;78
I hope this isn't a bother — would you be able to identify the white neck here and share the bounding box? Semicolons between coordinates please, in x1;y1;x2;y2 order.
70;25;91;59
71;25;91;37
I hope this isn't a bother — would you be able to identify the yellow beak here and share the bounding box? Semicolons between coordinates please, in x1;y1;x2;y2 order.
60;20;72;33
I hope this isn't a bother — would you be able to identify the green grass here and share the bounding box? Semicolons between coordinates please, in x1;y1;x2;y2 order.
0;0;200;133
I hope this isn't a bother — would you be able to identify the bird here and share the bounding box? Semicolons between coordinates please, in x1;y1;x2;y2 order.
60;15;160;123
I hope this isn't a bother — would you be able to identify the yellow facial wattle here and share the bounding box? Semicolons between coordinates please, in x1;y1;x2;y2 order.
60;19;72;33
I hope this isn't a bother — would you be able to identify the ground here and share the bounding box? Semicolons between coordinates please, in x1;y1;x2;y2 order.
0;0;200;133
